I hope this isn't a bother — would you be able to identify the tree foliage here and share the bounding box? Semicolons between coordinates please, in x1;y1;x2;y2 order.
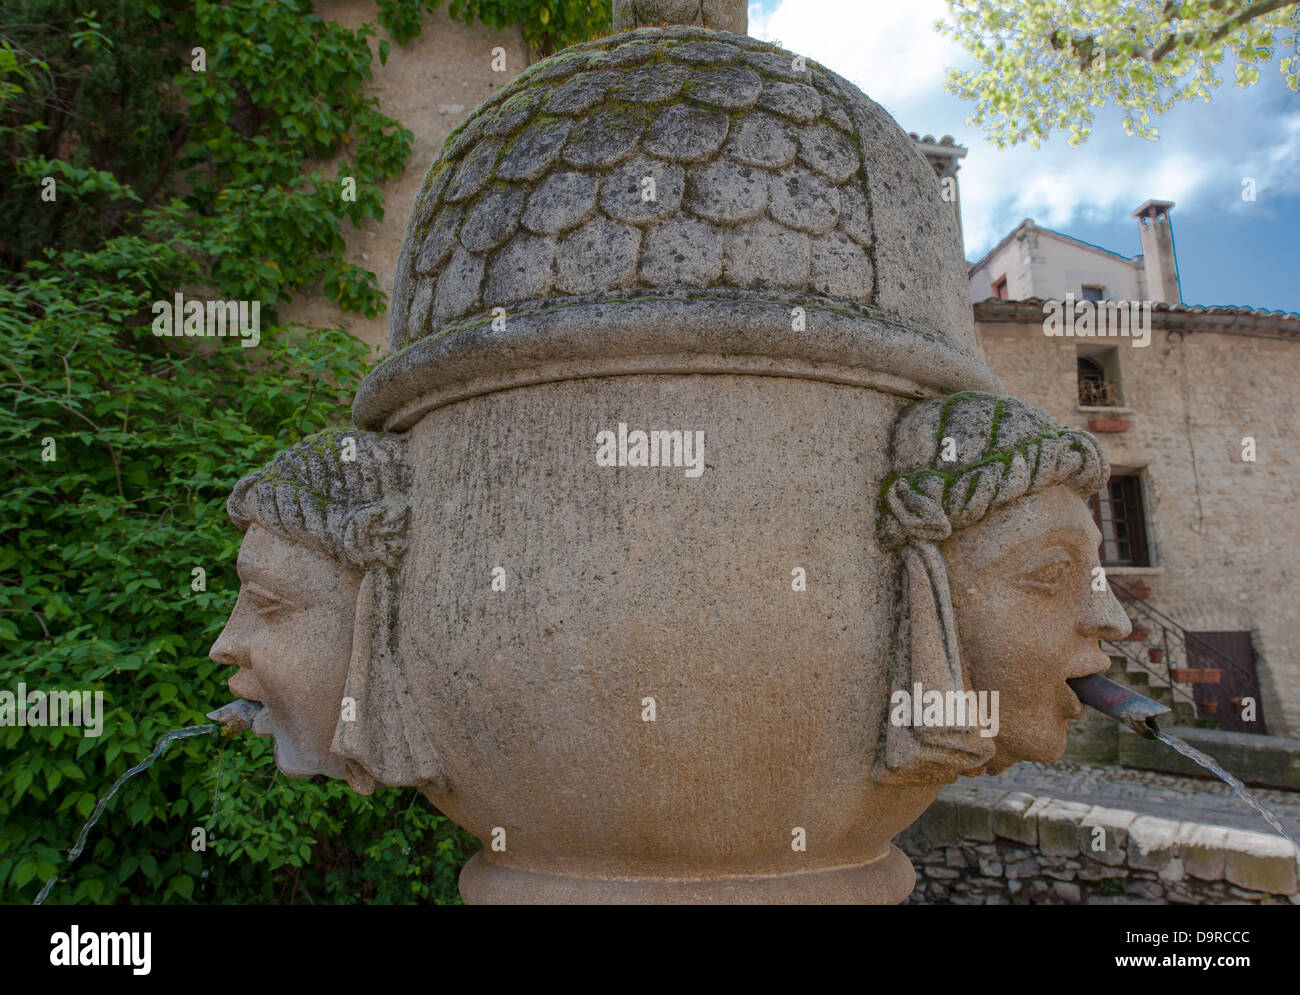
377;0;611;53
0;0;496;905
937;0;1300;147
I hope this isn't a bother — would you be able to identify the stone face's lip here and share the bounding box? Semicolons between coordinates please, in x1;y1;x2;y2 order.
353;288;1004;431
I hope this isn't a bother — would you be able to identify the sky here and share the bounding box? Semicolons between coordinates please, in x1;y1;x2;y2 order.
747;0;1300;313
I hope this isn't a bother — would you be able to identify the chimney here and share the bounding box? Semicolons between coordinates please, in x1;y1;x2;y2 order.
1132;199;1181;305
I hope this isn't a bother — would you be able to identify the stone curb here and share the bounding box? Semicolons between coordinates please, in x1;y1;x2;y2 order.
900;785;1300;903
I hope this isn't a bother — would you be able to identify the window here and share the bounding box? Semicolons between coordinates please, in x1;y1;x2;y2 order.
1077;345;1123;406
1081;284;1105;301
991;275;1008;300
1088;474;1150;566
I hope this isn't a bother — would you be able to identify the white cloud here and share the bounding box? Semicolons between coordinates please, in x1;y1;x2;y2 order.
746;0;1298;257
750;0;960;107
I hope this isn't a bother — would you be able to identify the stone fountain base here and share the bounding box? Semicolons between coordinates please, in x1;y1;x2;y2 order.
459;844;916;904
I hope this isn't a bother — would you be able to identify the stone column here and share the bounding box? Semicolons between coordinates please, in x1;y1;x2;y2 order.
612;0;748;34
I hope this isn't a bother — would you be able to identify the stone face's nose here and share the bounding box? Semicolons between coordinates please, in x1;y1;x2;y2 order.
613;0;748;34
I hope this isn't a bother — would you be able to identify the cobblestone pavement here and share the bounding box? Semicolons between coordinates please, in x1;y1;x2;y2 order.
978;761;1300;839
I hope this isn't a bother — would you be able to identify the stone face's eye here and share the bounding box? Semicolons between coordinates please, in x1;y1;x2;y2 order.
245;586;285;618
1015;549;1071;591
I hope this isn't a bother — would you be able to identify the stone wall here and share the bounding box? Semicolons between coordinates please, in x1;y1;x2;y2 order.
282;1;531;352
1119;725;1300;790
896;782;1300;905
975;316;1300;737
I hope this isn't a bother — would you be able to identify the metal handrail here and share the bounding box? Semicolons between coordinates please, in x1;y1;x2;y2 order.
1107;579;1256;686
1100;637;1194;704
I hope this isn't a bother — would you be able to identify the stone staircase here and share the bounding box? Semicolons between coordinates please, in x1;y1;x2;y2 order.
1101;581;1201;724
1105;653;1197;725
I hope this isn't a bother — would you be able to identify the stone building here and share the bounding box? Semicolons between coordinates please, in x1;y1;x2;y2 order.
967;202;1300;745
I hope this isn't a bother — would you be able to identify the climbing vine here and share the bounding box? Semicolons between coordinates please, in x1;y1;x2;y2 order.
0;0;562;904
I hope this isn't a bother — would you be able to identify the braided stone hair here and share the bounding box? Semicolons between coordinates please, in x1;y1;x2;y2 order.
227;429;410;569
877;391;1110;550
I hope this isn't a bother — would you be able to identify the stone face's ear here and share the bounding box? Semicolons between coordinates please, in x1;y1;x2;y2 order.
333;569;449;794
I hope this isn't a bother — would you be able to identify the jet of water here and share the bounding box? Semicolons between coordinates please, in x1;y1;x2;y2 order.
1155;731;1298;848
33;723;218;905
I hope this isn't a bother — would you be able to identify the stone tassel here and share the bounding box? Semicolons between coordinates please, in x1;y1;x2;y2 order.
334;568;448;794
874;541;996;784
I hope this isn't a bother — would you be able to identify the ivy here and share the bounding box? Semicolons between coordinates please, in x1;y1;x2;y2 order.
378;0;612;55
0;0;489;905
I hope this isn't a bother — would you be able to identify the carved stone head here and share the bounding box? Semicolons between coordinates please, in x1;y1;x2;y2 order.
209;429;444;795
874;392;1131;783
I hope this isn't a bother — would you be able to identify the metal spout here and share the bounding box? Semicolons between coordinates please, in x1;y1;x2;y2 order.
1067;674;1169;740
206;698;264;738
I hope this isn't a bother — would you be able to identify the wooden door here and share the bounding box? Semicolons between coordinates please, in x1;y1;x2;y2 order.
1186;631;1266;734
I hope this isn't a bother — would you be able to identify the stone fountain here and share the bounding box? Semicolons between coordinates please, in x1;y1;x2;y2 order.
207;0;1143;903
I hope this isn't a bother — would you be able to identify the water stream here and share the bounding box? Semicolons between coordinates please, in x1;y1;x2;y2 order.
1155;731;1297;848
32;723;218;905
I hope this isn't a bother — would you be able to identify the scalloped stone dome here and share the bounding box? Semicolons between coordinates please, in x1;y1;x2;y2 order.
388;25;974;357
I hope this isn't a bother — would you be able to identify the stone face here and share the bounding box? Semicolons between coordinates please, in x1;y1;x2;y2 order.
554;216;641;293
265;16;1051;906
